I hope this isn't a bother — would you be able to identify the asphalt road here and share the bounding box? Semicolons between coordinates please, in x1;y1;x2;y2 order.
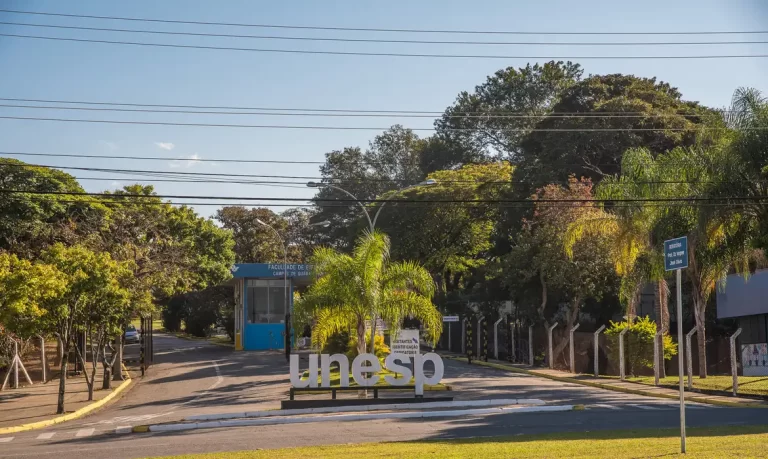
0;335;764;459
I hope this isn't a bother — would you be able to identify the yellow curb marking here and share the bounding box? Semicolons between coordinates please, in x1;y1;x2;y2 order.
0;368;133;435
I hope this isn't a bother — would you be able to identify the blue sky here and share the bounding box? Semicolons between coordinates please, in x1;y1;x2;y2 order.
1;0;767;217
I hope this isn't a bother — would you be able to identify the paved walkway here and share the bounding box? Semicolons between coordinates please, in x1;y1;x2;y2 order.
444;355;768;407
0;368;129;429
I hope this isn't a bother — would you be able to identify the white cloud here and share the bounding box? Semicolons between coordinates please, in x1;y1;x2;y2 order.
169;154;202;168
155;142;175;151
99;140;118;150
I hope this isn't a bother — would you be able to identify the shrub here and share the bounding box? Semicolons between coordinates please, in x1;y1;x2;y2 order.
161;296;185;332
346;332;390;364
322;331;350;355
605;316;677;376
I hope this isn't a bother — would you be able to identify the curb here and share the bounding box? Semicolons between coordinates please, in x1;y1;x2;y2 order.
444;356;768;409
0;371;132;435
135;404;574;433
184;398;547;422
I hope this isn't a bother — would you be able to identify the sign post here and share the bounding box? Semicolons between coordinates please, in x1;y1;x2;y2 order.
664;236;688;454
443;316;459;352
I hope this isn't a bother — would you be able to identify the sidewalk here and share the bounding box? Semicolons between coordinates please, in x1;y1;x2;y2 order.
0;367;131;431
443;355;768;408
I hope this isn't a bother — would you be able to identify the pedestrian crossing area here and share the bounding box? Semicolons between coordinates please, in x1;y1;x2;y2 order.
0;426;134;444
587;402;720;411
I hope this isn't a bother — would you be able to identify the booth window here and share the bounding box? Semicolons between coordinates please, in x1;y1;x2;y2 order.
247;279;288;324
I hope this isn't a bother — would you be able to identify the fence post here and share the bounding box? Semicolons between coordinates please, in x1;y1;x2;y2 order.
140;322;145;377
39;335;47;383
528;325;534;366
494;317;504;360
730;328;742;396
461;318;467;354
619;328;629;381
547;322;558;369
569;324;581;374
509;319;515;362
654;330;662;386
476;315;484;359
686;328;697;390
594;325;605;377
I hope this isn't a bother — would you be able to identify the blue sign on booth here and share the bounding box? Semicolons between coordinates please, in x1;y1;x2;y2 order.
664;236;688;271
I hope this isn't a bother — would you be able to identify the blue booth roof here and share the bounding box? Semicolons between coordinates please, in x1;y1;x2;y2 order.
230;263;311;279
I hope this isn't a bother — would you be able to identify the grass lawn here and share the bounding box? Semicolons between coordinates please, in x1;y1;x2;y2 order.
627;375;768;397
301;367;449;390
158;425;768;458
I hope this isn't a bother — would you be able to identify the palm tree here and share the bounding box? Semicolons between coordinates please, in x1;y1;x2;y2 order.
298;231;443;355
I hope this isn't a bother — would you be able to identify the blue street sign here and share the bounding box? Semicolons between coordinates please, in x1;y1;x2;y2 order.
664;236;688;271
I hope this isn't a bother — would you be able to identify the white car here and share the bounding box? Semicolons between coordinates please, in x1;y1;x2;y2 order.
124;325;140;344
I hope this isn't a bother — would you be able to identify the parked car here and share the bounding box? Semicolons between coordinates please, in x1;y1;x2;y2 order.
124;324;140;344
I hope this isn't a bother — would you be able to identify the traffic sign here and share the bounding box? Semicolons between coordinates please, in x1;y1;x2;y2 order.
664;236;688;271
443;315;460;322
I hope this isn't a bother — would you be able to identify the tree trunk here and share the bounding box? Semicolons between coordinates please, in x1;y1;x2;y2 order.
102;366;112;390
55;337;63;367
112;336;124;382
356;318;366;355
537;271;548;322
552;298;580;366
57;350;68;414
693;296;708;379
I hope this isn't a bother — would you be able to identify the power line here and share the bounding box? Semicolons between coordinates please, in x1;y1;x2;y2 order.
4;33;768;60
0;159;756;186
3;21;767;46
3;188;767;204
1;9;766;36
0;115;749;131
0;103;716;119
0;97;729;115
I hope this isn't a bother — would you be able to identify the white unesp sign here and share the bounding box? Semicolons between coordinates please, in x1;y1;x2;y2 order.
290;352;444;395
391;329;420;357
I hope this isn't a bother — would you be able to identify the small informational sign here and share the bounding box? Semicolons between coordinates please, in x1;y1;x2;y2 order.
664;236;688;271
443;315;460;322
391;329;420;357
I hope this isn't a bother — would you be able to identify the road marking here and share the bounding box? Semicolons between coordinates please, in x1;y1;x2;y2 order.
0;437;13;443
36;432;56;440
590;404;621;410
75;428;95;437
115;426;132;434
628;404;663;410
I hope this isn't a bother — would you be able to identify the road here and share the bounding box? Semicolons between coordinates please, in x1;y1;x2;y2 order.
0;334;764;459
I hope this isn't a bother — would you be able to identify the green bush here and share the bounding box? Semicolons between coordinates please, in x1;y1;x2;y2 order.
322;331;350;355
346;332;391;364
605;316;677;376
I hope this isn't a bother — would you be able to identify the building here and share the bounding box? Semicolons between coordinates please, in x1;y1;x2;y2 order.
230;263;312;351
716;270;768;376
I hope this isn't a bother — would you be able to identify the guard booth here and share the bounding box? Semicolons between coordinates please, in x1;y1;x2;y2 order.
231;263;311;351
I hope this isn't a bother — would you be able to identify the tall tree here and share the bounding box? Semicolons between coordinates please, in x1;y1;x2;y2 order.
515;74;714;194
436;61;583;158
216;206;290;263
505;177;616;364
374;162;513;307
0;159;107;257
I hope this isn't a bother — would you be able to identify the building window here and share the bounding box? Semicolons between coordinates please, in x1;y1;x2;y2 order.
247;279;288;324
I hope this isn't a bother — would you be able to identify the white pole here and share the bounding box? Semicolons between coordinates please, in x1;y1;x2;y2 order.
494;317;503;360
686;328;697;391
569;323;580;374
39;336;47;383
676;268;686;454
477;315;484;359
619;327;629;381
654;330;662;386
528;325;534;366
730;328;742;396
13;341;19;389
547;323;558;369
594;325;605;377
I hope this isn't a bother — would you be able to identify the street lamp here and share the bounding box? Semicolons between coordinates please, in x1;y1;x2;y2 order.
307;179;438;353
255;218;290;362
